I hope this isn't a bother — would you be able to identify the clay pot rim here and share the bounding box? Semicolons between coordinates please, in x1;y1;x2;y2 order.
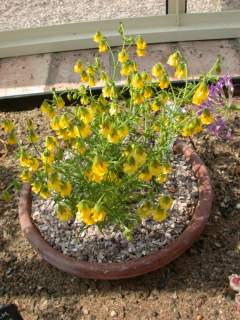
18;141;213;280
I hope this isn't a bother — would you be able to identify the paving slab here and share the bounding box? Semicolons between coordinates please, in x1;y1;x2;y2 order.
0;39;240;98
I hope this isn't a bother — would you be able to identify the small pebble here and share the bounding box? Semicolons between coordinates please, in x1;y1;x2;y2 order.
110;310;117;317
32;154;199;263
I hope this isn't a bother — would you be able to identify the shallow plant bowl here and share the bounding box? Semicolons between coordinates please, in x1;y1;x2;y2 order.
18;141;213;280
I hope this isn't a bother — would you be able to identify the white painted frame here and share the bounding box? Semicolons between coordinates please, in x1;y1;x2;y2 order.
0;0;239;58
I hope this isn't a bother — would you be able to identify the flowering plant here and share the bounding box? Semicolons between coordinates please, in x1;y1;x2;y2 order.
0;25;235;236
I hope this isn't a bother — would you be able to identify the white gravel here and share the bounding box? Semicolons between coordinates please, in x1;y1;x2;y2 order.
187;0;240;13
0;0;166;32
1;1;239;32
32;154;199;263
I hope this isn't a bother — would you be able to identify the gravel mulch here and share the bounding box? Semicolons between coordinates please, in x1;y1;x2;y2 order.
0;105;240;320
32;154;198;263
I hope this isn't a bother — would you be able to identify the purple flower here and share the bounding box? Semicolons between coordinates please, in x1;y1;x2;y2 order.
195;75;234;139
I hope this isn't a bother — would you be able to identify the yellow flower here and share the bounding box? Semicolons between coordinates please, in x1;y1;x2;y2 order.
159;74;170;89
120;61;137;77
200;109;214;125
86;65;95;76
40;101;51;114
80;70;89;83
72;140;86;155
152;207;168;222
76;201;94;225
118;49;129;63
193;119;203;134
120;63;131;77
20;170;32;182
51;116;60;131
151;100;161;112
7;131;17;145
76;106;94;124
117;125;129;139
1;120;14;133
152;123;160;132
182;125;192;137
80;95;90;105
123;145;133;157
123;157;138;175
149;161;162;176
57;128;71;141
133;147;147;166
73;60;83;73
107;129;121;144
28;158;39;172
131;74;144;89
19;152;31;167
91;204;106;223
100;71;109;83
48;175;61;192
99;122;111;138
71;125;81;138
175;62;187;79
41;150;54;165
45;136;57;151
84;170;104;183
132;92;144;105
152;63;163;78
56;203;73;222
159;92;169;104
183;119;203;136
109;102;119;115
28;131;39;144
192;82;209;106
79;122;92;139
159;195;173;210
136;36;147;50
141;71;151;81
136;48;145;57
156;174;168;184
31;181;42;194
39;188;50;199
160;164;172;174
137;202;152;219
44;164;52;176
138;167;152;181
143;87;153;99
99;40;108;53
102;84;116;98
92;159;108;177
59;181;72;197
56;96;65;109
93;31;102;43
88;75;96;87
167;51;181;67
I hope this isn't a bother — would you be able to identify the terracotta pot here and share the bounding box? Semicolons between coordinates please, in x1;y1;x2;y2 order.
18;142;213;280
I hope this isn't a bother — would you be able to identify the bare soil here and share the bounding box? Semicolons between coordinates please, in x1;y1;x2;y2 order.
0;105;240;320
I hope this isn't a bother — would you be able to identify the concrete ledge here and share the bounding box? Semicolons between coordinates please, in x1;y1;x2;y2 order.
0;39;240;98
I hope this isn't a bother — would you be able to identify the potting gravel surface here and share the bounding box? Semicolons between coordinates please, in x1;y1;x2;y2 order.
0;106;240;320
32;154;198;263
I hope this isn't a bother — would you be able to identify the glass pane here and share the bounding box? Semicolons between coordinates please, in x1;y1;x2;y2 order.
0;0;166;32
187;0;240;13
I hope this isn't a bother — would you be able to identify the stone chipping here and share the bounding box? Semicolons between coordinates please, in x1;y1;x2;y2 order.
32;154;199;263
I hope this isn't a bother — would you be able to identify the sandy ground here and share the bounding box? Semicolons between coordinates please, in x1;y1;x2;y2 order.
0;102;240;319
0;0;240;32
